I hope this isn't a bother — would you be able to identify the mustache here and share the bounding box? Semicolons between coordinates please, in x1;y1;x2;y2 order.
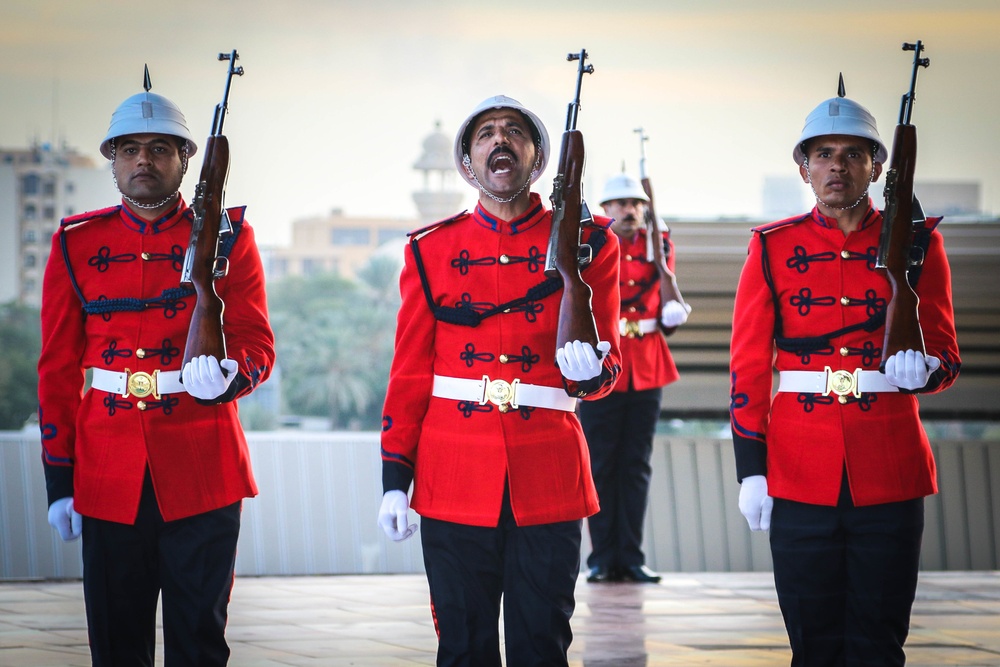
489;146;517;162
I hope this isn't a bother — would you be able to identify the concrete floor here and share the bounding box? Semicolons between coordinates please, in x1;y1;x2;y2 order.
1;571;999;666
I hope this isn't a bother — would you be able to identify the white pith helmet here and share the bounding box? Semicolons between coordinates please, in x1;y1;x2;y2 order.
598;172;649;206
793;94;887;166
100;91;198;160
453;95;550;188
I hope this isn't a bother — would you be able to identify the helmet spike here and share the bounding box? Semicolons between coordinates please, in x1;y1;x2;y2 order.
143;65;152;92
837;73;846;98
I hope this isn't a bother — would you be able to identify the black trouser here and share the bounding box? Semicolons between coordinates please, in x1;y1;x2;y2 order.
420;488;582;667
578;387;661;570
82;471;242;667
770;476;924;667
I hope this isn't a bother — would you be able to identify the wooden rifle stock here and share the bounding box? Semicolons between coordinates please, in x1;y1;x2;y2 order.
180;50;243;368
634;128;686;335
545;130;600;353
876;41;930;371
639;175;686;334
180;134;230;366
543;49;600;359
877;125;924;370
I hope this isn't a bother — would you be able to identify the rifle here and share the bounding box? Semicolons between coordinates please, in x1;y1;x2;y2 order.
634;127;687;334
875;41;930;371
180;50;244;368
543;49;600;358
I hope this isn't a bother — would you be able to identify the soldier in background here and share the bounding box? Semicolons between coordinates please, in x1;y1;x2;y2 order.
580;172;690;584
39;77;274;665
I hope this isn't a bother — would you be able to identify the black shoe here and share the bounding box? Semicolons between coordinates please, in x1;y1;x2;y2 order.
586;566;619;583
620;565;661;583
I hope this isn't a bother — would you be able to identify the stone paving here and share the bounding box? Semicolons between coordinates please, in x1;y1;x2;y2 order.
1;571;998;666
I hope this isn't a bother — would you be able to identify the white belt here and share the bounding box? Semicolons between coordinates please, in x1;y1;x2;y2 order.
90;367;185;399
777;367;899;398
619;317;658;338
432;374;577;413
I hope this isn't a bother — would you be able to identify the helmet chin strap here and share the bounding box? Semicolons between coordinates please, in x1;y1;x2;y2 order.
802;157;875;212
463;143;542;205
109;138;185;211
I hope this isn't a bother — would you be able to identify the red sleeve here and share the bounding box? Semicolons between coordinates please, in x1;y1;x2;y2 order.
37;228;86;499
215;217;275;398
729;232;775;480
913;226;961;393
379;240;436;492
564;226;622;400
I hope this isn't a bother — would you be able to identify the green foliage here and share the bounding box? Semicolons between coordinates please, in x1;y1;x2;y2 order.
0;302;42;430
267;255;401;429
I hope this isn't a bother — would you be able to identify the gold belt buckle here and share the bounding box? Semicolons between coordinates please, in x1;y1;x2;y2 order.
824;366;860;398
621;319;643;339
481;375;520;411
125;369;160;400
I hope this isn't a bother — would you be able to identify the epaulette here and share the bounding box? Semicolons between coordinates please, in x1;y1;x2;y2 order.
225;205;247;226
751;213;810;235
407;211;469;240
60;205;121;229
587;213;613;230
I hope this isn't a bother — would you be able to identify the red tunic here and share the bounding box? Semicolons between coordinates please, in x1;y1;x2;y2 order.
38;199;275;523
381;193;622;527
730;202;960;507
616;229;680;392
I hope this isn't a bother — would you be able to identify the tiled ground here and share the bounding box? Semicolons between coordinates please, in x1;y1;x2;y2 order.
1;571;998;666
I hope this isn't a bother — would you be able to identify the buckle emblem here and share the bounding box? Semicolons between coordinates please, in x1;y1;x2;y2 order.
620;319;643;338
480;375;520;409
125;369;160;400
824;367;860;398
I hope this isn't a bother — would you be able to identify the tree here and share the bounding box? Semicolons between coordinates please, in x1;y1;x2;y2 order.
0;302;41;430
267;255;402;429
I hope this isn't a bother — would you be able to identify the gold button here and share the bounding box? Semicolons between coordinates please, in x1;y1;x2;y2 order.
628;306;637;313
141;252;151;260
840;297;850;306
498;403;509;413
627;279;636;286
499;254;510;264
136;348;146;359
841;250;850;259
499;354;510;364
137;400;147;410
838;395;848;405
504;308;511;313
624;254;633;261
840;347;849;356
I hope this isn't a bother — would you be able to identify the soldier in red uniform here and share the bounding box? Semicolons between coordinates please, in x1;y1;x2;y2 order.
377;95;622;666
730;88;960;666
580;172;690;584
38;80;274;666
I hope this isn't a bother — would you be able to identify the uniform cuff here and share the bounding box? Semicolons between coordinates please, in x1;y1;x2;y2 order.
43;462;74;507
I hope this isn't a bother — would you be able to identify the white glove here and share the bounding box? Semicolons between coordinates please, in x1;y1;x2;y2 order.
48;497;82;542
738;475;773;532
883;349;941;391
556;340;611;382
378;490;418;542
182;355;239;400
661;300;691;328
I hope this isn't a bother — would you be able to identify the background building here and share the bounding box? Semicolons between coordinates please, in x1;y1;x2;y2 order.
264;122;463;281
0;142;116;306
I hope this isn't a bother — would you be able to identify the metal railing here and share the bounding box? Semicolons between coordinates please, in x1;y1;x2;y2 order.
2;429;997;580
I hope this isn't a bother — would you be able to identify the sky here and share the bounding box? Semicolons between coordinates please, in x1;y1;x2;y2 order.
2;0;998;247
